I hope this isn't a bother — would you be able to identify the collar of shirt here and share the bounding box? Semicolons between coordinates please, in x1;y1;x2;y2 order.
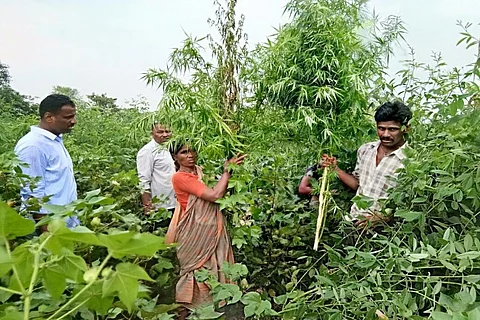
151;139;168;151
30;126;62;141
372;140;408;161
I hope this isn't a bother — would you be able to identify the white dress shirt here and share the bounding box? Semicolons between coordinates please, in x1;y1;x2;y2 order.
136;139;176;209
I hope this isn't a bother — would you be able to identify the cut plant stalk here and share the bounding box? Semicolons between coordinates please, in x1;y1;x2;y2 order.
314;166;330;251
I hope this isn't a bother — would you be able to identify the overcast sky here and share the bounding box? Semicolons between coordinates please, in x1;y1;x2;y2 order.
0;0;479;107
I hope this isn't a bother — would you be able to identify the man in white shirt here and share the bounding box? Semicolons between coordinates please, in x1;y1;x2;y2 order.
321;101;412;225
136;122;176;213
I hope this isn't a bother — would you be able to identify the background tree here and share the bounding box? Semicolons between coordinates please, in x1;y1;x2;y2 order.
52;85;88;108
87;93;120;113
252;0;406;157
208;0;248;116
0;61;11;87
0;61;36;117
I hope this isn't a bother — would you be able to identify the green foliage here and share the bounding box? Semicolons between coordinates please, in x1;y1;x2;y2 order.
267;22;480;320
63;106;147;214
0;77;177;319
0;151;33;205
0;202;35;239
0;61;10;87
194;263;276;319
208;0;248;115
241;292;277;318
142;35;242;159
254;0;404;114
139;1;480;319
0;199;174;319
188;304;225;320
0;88;36;117
1;1;480;319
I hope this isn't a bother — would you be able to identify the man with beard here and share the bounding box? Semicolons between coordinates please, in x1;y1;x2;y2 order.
15;94;79;232
321;101;412;225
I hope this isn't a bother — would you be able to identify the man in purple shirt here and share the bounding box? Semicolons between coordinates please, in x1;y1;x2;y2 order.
14;94;79;232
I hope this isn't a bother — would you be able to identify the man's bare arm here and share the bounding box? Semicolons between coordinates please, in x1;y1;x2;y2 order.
321;154;359;191
335;167;359;191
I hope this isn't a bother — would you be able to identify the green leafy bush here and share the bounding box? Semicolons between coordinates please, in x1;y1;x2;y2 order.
0;200;175;319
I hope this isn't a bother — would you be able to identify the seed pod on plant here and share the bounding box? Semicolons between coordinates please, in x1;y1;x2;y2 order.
376;310;388;320
240;278;249;289
90;217;101;226
83;267;100;283
101;267;113;278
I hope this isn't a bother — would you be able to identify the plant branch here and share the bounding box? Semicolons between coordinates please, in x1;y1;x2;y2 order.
314;166;329;251
55;299;88;320
24;234;53;320
4;238;27;296
46;252;113;320
0;286;22;296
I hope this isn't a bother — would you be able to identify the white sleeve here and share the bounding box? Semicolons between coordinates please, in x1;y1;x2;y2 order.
136;146;153;192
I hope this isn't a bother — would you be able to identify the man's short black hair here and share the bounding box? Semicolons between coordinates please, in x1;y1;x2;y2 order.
152;120;168;131
39;94;75;118
374;101;412;126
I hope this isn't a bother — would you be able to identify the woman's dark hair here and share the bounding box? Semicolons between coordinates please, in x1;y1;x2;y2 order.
169;139;195;171
39;94;75;118
169;140;188;156
374;101;412;126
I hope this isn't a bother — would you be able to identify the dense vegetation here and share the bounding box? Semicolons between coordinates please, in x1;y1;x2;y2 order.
1;0;480;319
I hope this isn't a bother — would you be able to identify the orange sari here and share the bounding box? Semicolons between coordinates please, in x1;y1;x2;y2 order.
166;168;234;308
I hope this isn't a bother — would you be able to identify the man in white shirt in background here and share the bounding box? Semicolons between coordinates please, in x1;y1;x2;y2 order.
136;122;176;215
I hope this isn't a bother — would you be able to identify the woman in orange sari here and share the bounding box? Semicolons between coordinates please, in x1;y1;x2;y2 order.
165;143;246;312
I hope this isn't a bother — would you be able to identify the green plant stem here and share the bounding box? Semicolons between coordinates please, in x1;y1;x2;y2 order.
24;234;52;320
318;187;330;241
389;273;473;279
4;237;26;296
0;286;22;295
314;166;329;251
291;254;327;292
55;299;88;320
280;253;328;310
46;252;113;320
289;287;319;303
